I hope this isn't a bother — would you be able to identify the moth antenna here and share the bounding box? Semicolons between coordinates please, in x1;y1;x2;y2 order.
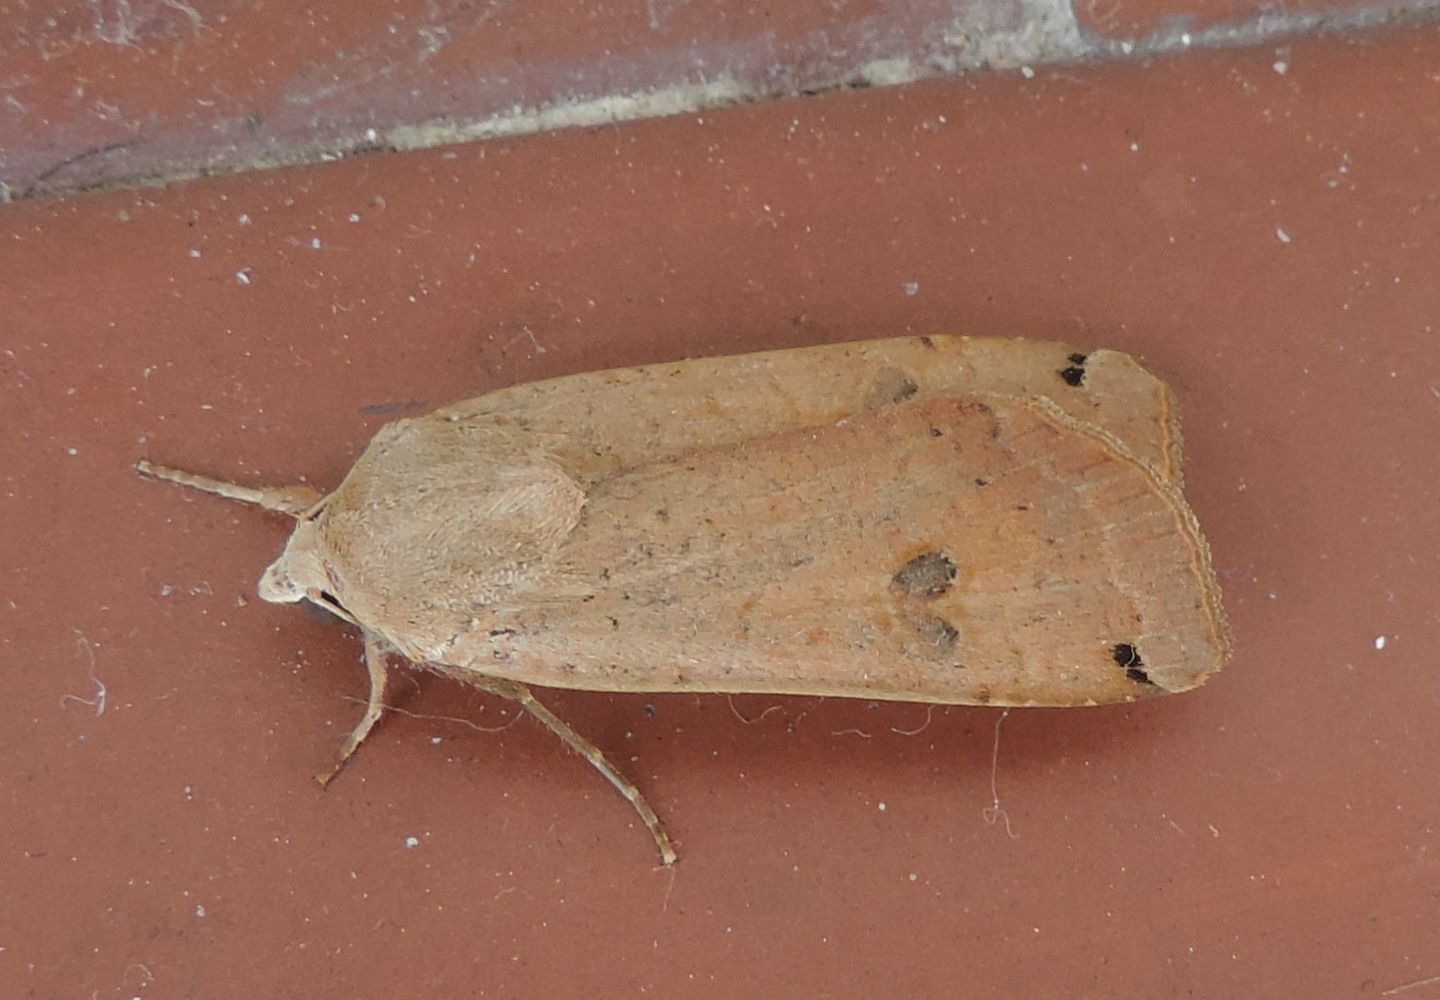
465;675;678;866
315;631;392;787
135;459;321;518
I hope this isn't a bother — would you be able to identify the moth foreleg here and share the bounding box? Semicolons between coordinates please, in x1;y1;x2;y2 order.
135;459;321;517
461;674;678;867
315;630;391;787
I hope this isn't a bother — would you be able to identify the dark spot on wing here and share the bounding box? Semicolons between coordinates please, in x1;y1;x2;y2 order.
1112;643;1153;685
892;551;958;597
1059;352;1088;387
918;616;960;650
868;367;920;407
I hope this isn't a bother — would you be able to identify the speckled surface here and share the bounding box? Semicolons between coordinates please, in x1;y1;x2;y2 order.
6;24;1440;998
6;0;1437;198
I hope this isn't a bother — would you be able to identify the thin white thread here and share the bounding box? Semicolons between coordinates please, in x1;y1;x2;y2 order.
341;695;521;734
727;695;783;725
890;704;936;736
980;708;1018;838
59;632;107;716
661;863;678;912
1384;974;1440;996
504;328;548;355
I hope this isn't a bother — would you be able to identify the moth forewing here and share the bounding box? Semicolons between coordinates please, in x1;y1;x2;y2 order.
437;336;1185;487
395;394;1227;705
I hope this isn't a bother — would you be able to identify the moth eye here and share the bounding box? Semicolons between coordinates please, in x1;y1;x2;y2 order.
305;503;327;522
313;588;354;621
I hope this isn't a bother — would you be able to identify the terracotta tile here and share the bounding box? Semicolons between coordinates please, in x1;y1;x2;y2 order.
0;0;1014;196
1074;0;1365;38
5;23;1439;998
6;0;1431;198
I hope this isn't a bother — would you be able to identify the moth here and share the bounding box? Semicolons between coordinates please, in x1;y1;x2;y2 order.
138;336;1231;864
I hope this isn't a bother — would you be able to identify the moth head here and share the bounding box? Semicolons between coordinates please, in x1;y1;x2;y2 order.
257;521;352;620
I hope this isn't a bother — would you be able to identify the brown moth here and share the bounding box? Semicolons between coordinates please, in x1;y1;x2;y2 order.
138;336;1231;864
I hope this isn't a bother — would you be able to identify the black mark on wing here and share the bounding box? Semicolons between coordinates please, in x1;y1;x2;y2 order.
1059;353;1088;387
1112;642;1153;685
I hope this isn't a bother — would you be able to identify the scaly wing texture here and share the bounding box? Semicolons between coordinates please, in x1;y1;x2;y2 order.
317;417;586;633
307;338;1224;706
434;336;1185;486
417;395;1228;707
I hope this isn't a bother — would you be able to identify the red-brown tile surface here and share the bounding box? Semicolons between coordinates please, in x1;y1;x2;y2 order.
0;0;1022;196
1074;0;1361;37
8;0;1435;199
6;23;1440;999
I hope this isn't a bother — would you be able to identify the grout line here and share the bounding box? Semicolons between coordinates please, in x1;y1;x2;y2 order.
5;0;1440;203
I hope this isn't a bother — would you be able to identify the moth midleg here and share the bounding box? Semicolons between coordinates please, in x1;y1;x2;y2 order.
135;459;321;517
314;630;391;787
460;674;678;866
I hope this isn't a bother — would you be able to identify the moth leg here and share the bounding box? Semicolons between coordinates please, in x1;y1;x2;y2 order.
135;459;321;517
465;675;678;867
315;631;391;787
